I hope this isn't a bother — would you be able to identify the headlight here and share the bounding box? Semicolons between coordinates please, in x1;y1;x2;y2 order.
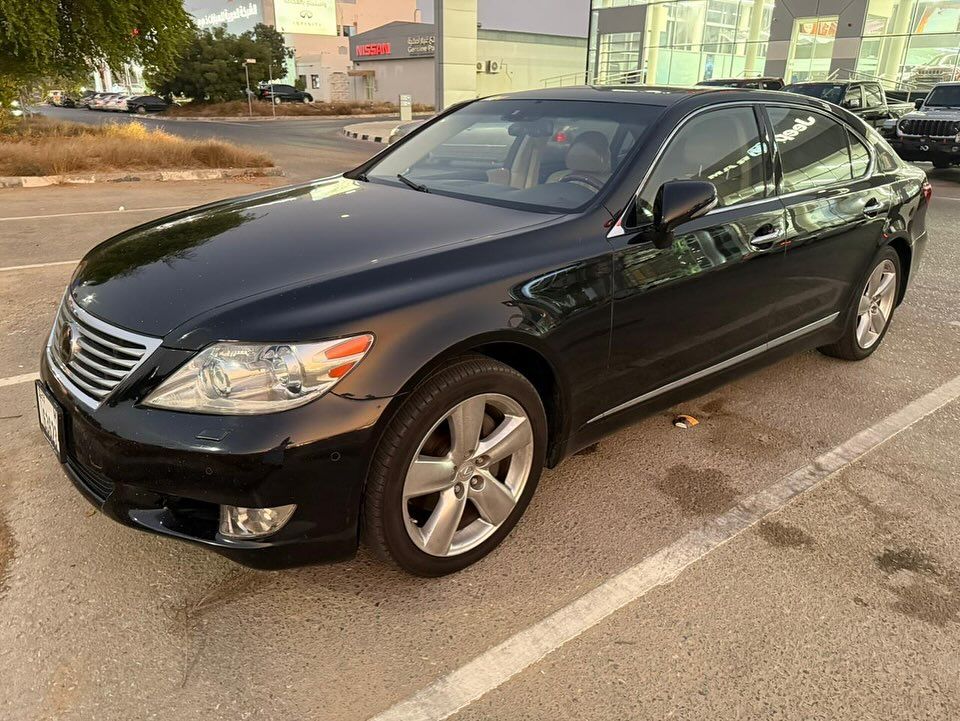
143;334;374;414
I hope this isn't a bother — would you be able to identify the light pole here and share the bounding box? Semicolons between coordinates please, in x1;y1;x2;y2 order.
244;58;257;117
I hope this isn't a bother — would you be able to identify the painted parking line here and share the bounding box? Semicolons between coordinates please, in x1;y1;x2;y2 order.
1;205;191;222
0;260;79;273
0;372;40;389
369;373;960;721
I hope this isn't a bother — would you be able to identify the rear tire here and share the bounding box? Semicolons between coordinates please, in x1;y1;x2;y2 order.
134;105;147;115
819;246;901;361
273;96;282;105
932;157;952;169
362;355;547;576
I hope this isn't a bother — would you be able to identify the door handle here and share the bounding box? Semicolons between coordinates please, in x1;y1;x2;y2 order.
862;199;886;217
749;225;784;250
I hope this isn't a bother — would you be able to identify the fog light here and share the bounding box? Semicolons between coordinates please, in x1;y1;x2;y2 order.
219;504;296;539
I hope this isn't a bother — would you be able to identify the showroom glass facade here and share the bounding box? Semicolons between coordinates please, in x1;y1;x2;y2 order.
587;0;960;89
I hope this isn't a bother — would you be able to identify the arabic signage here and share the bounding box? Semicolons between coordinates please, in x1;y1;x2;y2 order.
407;35;436;57
274;0;337;36
185;0;263;34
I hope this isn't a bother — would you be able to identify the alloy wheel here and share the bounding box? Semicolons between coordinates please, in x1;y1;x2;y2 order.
856;259;897;349
402;393;534;557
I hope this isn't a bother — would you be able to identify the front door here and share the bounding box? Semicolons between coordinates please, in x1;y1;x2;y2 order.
601;104;787;421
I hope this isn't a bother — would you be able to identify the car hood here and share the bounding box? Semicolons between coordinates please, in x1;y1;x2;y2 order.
70;176;553;337
904;107;960;118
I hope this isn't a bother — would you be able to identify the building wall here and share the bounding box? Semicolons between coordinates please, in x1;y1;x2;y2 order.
476;30;587;95
351;58;436;104
587;0;960;90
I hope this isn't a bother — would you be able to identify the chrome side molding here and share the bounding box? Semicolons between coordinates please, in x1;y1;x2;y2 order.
587;312;840;424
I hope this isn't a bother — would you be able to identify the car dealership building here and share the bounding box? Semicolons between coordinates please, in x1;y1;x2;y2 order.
345;21;587;105
585;0;960;89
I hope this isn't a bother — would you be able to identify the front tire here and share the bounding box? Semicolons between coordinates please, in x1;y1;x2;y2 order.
932;157;953;169
362;356;547;576
819;246;901;361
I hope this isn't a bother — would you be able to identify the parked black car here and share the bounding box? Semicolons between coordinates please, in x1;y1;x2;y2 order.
784;80;914;129
38;86;930;576
126;95;169;114
699;77;785;90
257;83;313;104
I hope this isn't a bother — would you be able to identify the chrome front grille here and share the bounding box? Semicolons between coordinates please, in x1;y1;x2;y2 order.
899;118;960;138
47;296;162;407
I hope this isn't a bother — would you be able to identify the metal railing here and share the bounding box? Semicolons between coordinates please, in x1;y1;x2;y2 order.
826;67;927;102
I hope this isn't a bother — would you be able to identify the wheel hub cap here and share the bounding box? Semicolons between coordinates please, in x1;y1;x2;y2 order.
401;393;534;558
856;259;897;350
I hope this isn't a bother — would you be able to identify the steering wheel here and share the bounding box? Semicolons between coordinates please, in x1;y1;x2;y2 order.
559;173;604;191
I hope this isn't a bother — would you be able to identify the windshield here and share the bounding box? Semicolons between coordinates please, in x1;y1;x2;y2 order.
362;99;661;212
785;83;846;104
924;85;960;107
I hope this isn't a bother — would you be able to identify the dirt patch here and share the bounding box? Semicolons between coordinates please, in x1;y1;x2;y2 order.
699;397;728;416
887;581;960;627
875;547;959;626
0;509;14;599
177;569;278;623
876;547;939;575
656;465;738;517
755;519;816;548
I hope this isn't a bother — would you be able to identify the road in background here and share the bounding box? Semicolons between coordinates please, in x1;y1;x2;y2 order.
37;106;386;182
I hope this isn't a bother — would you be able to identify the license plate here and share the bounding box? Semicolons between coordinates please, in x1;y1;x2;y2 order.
36;381;65;462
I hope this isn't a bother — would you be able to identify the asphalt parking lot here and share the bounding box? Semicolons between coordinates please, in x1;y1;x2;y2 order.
1;157;959;719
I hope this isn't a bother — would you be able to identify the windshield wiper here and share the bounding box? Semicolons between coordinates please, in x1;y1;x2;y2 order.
396;173;430;193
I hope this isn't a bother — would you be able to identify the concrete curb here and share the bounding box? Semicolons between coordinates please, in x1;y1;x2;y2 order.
343;127;390;144
342;120;404;144
0;166;284;189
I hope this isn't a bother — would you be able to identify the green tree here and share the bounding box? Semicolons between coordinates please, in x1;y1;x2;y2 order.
148;23;293;103
0;0;193;83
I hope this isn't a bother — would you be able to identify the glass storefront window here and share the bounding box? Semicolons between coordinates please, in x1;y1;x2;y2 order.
785;16;838;82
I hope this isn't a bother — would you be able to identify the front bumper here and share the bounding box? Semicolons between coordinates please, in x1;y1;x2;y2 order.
40;354;389;569
891;136;960;160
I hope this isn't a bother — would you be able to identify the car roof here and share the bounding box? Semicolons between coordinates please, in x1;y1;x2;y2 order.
479;85;740;107
477;84;840;110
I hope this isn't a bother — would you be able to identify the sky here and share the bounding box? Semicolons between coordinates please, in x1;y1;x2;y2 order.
415;0;590;38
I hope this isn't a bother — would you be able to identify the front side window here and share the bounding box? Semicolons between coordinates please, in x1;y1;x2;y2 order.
768;107;857;192
364;99;660;212
638;105;768;221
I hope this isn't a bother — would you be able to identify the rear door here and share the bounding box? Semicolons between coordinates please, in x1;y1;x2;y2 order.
603;104;787;417
766;105;894;338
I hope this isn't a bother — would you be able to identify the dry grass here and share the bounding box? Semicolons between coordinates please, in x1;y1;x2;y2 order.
0;118;273;176
167;99;433;118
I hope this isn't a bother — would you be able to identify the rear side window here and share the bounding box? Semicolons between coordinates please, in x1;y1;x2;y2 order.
768;107;856;193
848;131;871;178
641;106;767;215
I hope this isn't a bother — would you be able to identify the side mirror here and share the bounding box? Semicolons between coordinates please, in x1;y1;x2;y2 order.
649;180;718;248
915;98;925;110
844;97;862;110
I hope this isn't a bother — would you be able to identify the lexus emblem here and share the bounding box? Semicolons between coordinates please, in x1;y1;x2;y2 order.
58;321;82;363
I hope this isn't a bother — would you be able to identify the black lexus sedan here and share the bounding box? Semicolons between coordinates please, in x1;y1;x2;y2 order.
37;86;930;576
